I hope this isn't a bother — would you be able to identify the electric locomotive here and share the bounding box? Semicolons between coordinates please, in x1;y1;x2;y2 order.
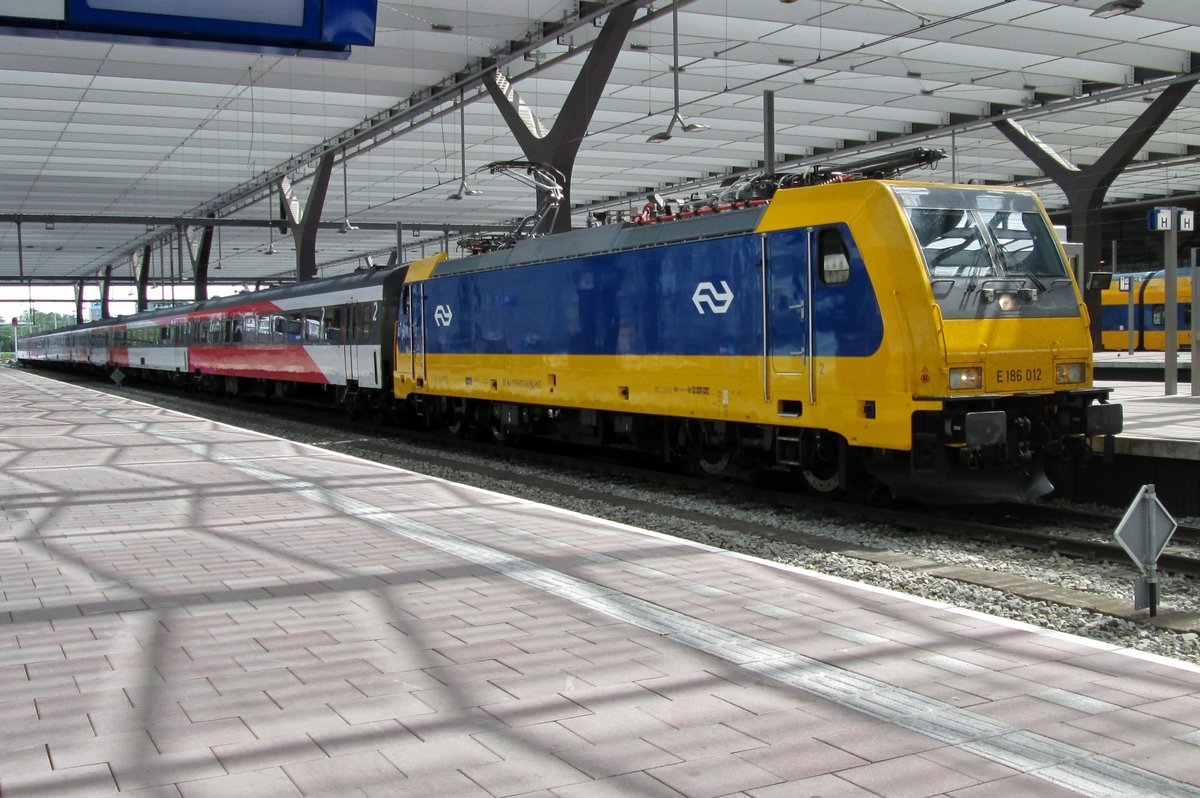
395;154;1122;501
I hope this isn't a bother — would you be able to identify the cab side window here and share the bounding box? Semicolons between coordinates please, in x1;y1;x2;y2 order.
818;228;851;285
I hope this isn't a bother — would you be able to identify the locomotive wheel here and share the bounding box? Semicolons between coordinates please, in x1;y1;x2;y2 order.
688;420;738;479
801;463;843;495
695;445;733;478
801;434;847;496
490;418;513;446
444;399;471;437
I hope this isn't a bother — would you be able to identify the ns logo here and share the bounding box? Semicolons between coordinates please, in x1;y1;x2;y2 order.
691;281;734;315
433;305;453;327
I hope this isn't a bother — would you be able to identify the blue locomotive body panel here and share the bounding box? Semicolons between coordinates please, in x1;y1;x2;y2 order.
419;226;883;360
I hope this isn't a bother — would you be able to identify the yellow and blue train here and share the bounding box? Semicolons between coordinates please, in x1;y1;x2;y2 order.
1101;270;1193;351
19;169;1122;503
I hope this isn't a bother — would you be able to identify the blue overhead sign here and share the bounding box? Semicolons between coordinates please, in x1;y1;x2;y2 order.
0;0;376;57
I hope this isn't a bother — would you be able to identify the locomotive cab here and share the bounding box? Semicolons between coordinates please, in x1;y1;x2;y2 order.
872;184;1122;500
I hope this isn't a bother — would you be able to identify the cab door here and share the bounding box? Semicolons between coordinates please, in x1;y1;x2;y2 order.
767;229;811;396
399;283;426;384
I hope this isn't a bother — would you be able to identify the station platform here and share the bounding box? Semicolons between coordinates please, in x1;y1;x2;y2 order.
3;367;1200;797
1100;378;1200;461
1094;350;1194;385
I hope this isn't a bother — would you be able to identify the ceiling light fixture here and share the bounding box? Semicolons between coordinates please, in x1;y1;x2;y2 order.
1091;0;1142;18
647;2;709;143
448;91;482;200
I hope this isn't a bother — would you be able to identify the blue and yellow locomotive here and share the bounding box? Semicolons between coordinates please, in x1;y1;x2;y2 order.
395;165;1122;501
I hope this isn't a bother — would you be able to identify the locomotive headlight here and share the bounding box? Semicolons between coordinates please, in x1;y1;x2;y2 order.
1056;361;1086;384
949;367;982;390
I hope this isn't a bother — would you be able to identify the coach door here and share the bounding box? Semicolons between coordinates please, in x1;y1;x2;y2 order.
343;303;360;385
766;229;812;403
344;301;378;387
173;321;188;374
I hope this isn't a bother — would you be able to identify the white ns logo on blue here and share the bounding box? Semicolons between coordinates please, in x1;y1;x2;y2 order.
692;281;734;314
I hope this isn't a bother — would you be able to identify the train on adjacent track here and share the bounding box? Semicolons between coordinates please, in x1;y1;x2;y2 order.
17;150;1122;503
1100;270;1193;351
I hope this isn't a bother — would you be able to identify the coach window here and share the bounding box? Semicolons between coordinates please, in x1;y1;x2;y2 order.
241;313;256;344
231;316;243;343
282;313;300;343
818;228;851;285
324;307;343;343
359;303;376;340
305;310;322;343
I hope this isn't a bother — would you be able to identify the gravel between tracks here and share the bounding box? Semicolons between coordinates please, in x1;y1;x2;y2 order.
64;374;1200;668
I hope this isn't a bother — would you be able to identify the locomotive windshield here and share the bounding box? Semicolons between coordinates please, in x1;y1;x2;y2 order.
891;185;1079;320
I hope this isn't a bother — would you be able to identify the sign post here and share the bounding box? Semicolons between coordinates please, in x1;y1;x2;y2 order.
1113;484;1177;617
1192;248;1199;397
1148;208;1191;395
1119;273;1135;355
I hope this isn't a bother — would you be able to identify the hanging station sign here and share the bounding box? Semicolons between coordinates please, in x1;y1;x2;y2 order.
0;0;376;56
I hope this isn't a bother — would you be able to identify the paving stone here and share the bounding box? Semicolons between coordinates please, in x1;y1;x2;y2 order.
839;752;980;798
176;766;302;798
648;753;782;798
553;736;682;779
212;733;328;774
281;750;403;794
462;754;592;796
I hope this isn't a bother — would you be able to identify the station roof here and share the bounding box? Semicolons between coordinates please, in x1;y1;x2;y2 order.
1;0;1198;288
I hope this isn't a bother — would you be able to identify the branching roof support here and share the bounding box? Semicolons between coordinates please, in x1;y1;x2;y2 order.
187;220;215;302
994;78;1198;348
279;152;335;282
484;4;639;234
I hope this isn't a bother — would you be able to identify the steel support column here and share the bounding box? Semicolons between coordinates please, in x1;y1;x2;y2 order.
99;264;112;320
74;281;83;325
994;79;1198;348
280;152;335;281
192;223;214;302
484;4;638;234
136;244;151;312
